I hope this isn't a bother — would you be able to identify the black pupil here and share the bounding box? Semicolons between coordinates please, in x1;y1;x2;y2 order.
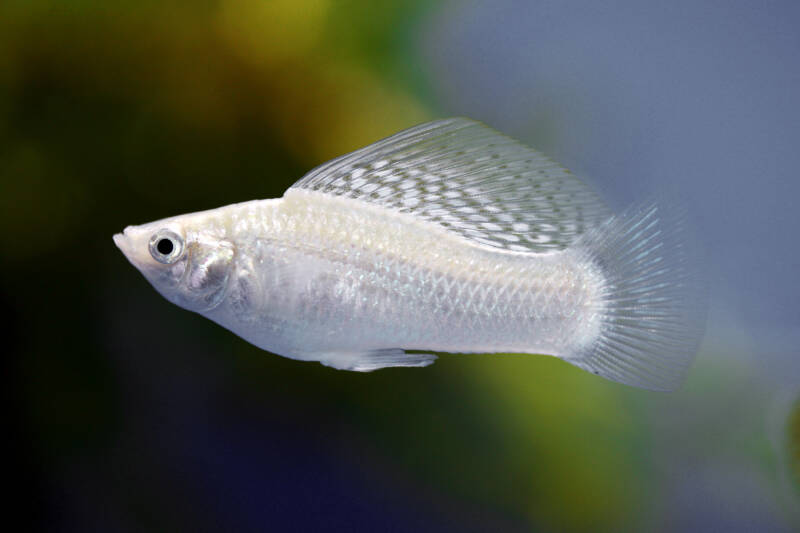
156;238;174;255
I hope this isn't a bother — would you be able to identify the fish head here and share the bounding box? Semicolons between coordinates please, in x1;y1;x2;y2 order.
114;215;235;313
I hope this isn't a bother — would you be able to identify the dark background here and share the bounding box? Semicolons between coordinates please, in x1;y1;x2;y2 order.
4;1;799;531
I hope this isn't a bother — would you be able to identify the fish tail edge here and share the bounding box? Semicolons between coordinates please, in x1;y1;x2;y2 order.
565;201;707;391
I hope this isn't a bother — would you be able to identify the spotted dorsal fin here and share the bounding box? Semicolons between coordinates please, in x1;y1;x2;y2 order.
289;117;610;253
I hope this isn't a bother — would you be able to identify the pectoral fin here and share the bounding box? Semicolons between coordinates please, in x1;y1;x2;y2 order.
319;349;437;372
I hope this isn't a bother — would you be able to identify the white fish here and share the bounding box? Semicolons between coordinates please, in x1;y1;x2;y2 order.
114;118;705;390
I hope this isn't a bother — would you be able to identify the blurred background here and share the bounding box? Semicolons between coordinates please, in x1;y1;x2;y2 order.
4;0;799;531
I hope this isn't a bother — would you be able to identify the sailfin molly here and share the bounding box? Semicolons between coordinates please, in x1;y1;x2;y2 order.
113;118;705;391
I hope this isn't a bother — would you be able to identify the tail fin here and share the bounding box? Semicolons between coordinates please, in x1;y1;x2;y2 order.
566;202;707;391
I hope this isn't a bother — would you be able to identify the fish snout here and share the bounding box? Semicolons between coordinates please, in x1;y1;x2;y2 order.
112;231;126;250
112;225;153;268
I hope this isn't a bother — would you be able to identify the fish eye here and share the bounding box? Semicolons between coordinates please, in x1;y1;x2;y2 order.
148;229;184;264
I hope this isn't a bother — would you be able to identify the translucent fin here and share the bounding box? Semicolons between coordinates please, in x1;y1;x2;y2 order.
566;203;707;391
289;117;610;253
319;349;437;372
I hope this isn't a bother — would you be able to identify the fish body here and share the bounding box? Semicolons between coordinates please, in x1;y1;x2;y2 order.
114;118;705;390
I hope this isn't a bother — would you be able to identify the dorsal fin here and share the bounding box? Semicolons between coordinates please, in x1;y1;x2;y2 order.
289;117;610;253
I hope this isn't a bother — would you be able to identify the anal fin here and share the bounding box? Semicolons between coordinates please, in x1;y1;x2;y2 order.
319;349;437;372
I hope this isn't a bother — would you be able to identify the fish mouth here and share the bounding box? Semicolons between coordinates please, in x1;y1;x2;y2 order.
112;232;126;250
113;226;150;268
112;227;134;257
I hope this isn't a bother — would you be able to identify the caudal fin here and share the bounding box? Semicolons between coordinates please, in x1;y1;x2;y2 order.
566;202;707;391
